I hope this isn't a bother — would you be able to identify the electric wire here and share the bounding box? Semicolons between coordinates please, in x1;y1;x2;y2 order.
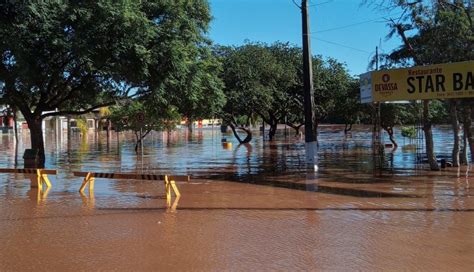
312;37;371;54
309;0;334;7
313;11;404;33
291;0;301;9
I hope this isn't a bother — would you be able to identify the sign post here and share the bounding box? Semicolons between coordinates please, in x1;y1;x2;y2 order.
361;61;474;102
360;72;373;103
136;112;145;163
360;61;473;171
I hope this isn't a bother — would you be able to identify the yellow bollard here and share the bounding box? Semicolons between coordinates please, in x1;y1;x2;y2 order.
80;190;95;209
29;170;52;190
36;187;42;204
79;172;94;193
168;195;180;212
38;187;51;204
169;179;181;197
41;186;51;200
36;170;43;191
165;176;171;206
89;177;95;194
41;174;52;188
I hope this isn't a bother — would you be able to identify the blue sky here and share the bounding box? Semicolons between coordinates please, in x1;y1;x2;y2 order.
208;0;403;76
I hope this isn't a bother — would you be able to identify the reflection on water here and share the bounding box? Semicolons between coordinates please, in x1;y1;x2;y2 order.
1;127;451;171
0;125;473;271
0;125;472;200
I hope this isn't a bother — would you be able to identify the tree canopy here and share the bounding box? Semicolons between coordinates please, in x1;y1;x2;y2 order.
368;0;473;169
0;0;212;165
216;42;359;142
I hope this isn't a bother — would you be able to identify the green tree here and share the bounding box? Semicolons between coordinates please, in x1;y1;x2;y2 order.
379;101;446;148
314;58;353;133
369;0;473;169
379;103;414;148
283;55;355;138
217;43;277;143
0;0;211;166
332;79;369;133
174;45;225;133
218;42;356;142
258;43;301;140
109;100;181;152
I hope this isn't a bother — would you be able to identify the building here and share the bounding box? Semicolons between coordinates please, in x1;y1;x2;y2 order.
180;118;222;129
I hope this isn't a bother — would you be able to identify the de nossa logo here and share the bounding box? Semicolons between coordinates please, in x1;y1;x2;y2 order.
375;73;398;97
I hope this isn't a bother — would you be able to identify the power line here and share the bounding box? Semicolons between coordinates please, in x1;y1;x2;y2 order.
292;0;334;9
312;37;371;54
309;0;334;7
291;0;301;9
313;11;404;34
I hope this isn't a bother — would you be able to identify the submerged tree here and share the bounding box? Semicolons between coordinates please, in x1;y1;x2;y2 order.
0;0;212;166
216;44;277;143
368;0;473;170
332;79;369;134
174;45;226;133
260;43;301;141
109;100;181;152
218;42;357;142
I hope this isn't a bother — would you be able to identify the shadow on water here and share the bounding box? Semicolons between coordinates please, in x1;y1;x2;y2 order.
200;171;419;198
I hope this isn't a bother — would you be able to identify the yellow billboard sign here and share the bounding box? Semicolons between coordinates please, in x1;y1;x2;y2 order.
371;61;474;102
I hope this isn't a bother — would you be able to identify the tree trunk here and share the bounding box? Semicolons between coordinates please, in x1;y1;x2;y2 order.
423;100;439;170
95;118;99;137
229;123;252;144
469;104;474;162
269;125;276;141
106;119;111;147
239;127;252;143
461;104;471;164
387;127;398;148
134;129;150;153
461;124;468;165
344;123;352;134
67;116;71;151
187;119;193;133
268;115;278;141
294;126;301;136
12;109;18;143
13;108;19;167
116;130;120;151
26;116;46;167
287;123;303;136
134;131;140;153
449;101;460;167
382;126;397;148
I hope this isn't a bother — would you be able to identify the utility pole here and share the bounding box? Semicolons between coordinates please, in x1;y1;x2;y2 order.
373;46;383;170
375;46;379;70
375;46;381;140
301;0;318;168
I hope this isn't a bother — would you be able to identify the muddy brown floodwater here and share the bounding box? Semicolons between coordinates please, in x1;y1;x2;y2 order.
0;125;473;271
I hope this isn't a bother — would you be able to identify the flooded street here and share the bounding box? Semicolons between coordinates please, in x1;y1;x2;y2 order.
0;126;473;271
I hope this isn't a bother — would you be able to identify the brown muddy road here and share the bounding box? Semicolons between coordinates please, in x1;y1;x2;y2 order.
0;126;472;271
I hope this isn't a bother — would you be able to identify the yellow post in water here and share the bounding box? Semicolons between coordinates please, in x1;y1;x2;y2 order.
79;172;95;194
